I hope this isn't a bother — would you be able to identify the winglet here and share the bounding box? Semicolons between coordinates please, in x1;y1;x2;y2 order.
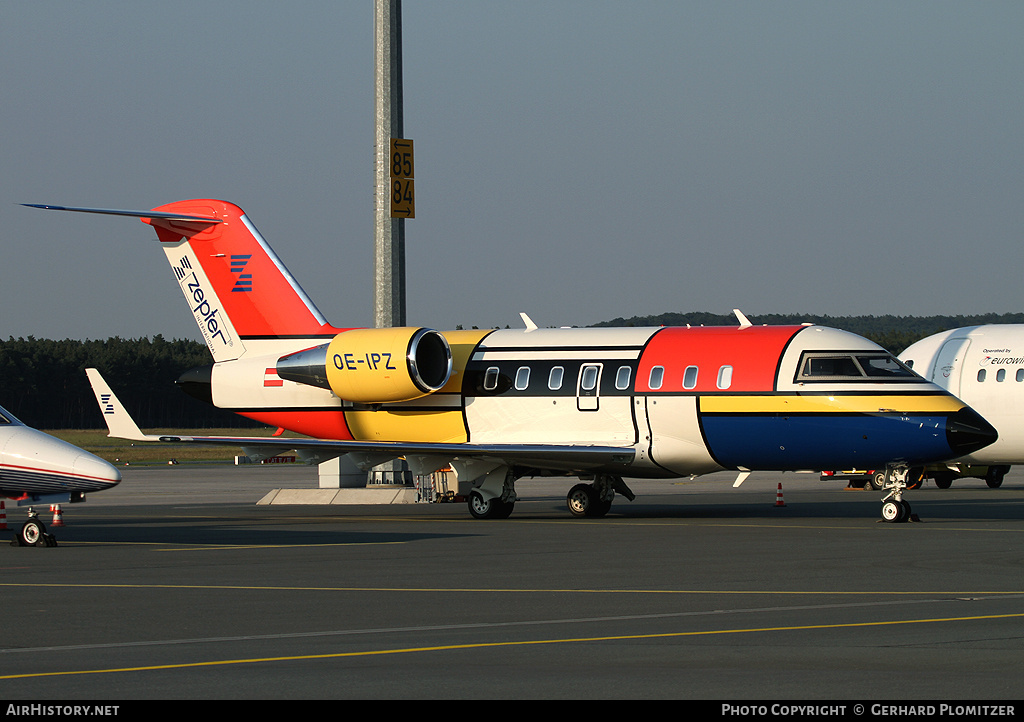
519;312;538;331
85;368;163;442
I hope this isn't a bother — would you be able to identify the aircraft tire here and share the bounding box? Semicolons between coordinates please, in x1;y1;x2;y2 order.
933;472;954;489
881;501;905;523
566;483;596;518
467;491;514;520
566;483;612;518
870;471;886;490
19;519;45;546
985;466;1007;489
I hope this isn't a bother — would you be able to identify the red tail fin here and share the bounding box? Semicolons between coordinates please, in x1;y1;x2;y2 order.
148;200;346;360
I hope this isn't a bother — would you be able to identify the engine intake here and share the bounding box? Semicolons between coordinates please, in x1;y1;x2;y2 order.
277;327;452;404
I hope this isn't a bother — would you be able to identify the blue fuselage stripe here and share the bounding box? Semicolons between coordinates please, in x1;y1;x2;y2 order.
701;414;952;469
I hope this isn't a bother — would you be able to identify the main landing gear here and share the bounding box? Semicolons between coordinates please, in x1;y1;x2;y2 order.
879;464;918;524
464;468;636;520
566;475;635;518
466;466;518;520
467;490;515;520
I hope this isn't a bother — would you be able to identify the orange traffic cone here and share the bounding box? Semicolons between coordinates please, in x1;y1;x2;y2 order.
50;504;65;527
774;483;786;507
0;501;6;530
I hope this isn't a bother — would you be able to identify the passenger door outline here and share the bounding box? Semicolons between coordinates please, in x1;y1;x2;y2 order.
577;363;603;411
933;338;970;398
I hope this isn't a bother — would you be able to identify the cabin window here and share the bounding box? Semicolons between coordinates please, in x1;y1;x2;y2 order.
548;366;564;390
515;366;531;390
978;369;986;383
649;366;664;390
717;365;733;390
997;368;1006;382
581;365;599;391
1017;369;1024;383
484;366;500;391
683;365;699;390
615;366;631;390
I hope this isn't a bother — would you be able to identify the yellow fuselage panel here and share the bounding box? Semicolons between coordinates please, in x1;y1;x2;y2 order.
343;330;490;443
344;406;468;443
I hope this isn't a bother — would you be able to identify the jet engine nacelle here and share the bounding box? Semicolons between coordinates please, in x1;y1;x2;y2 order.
277;327;453;404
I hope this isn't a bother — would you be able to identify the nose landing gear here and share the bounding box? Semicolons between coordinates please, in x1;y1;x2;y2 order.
11;507;58;547
879;464;919;523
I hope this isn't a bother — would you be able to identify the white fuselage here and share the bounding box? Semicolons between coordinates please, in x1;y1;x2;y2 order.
900;325;1024;464
0;405;121;503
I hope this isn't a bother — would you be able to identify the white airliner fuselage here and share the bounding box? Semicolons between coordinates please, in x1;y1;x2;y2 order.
900;324;1024;486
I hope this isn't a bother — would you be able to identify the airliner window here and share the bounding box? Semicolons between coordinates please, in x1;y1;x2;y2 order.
682;365;699;390
649;366;664;390
581;365;599;391
797;352;919;382
997;368;1006;383
484;366;500;391
549;366;564;390
1017;369;1023;383
978;369;986;382
515;366;530;390
717;365;733;390
615;366;631;390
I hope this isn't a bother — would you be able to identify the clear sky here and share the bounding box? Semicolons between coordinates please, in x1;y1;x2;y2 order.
3;1;1022;342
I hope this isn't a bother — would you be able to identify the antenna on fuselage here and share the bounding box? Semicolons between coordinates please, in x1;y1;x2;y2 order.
520;312;538;331
733;309;753;328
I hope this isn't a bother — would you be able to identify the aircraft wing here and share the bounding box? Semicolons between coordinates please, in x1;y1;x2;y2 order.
85;369;635;474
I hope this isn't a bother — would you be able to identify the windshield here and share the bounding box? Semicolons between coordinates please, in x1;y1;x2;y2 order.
796;352;920;382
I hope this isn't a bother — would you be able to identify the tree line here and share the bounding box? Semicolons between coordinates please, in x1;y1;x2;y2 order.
594;312;1024;357
4;313;1023;429
0;336;257;430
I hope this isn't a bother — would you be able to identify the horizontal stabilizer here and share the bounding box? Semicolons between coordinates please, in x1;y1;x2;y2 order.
23;204;222;225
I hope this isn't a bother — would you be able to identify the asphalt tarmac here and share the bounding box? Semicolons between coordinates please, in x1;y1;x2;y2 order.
2;464;1024;702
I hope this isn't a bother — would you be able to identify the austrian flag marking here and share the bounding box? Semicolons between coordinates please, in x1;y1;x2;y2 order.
264;368;283;387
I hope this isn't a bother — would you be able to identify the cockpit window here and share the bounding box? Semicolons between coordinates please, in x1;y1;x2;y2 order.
796;352;919;382
856;355;915;378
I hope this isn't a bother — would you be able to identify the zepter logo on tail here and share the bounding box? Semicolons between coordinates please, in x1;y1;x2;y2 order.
277;327;453;404
168;248;241;360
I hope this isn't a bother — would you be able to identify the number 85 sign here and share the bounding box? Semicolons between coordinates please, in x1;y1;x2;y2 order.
390;138;415;218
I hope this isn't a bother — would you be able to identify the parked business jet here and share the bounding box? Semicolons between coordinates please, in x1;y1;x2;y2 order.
28;200;997;522
0;402;121;545
899;324;1024;488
